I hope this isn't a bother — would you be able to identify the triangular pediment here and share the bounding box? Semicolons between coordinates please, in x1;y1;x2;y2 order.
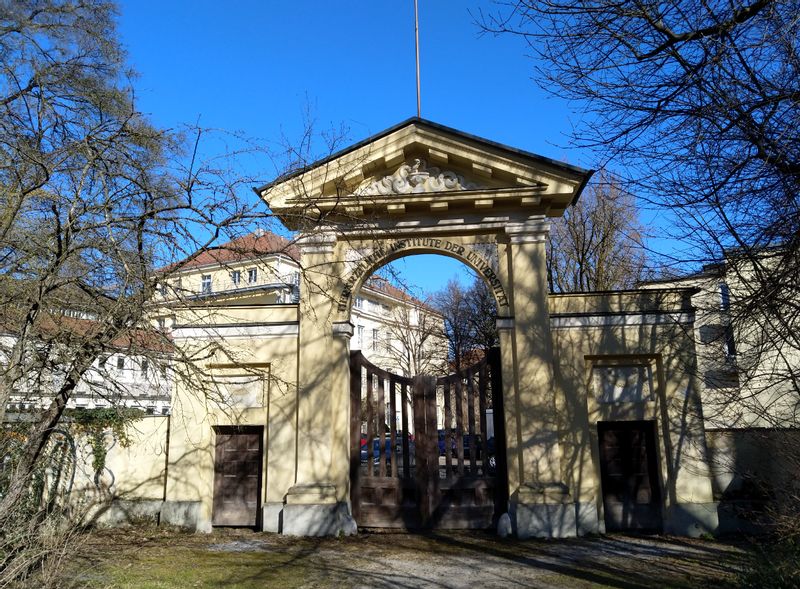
257;118;592;229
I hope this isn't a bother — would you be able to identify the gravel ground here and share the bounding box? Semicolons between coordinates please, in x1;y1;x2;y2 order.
67;527;749;589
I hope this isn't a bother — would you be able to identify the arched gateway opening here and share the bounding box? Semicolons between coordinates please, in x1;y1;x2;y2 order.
348;253;507;529
258;118;592;536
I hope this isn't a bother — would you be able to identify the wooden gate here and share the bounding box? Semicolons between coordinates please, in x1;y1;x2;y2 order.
212;426;263;527
350;349;507;529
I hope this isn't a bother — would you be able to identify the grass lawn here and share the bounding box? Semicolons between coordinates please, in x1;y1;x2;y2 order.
57;527;749;589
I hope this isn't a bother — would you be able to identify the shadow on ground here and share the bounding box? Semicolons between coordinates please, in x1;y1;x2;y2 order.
63;527;748;589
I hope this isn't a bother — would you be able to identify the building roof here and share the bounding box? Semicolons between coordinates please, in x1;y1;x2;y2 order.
175;230;299;271
173;231;436;312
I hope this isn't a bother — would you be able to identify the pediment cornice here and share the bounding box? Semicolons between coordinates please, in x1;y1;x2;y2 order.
258;118;593;229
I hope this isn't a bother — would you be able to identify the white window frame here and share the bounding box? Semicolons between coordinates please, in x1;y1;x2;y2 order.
201;274;212;294
247;268;258;284
231;270;241;286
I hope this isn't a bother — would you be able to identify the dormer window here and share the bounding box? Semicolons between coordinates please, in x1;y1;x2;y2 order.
354;296;364;309
248;268;258;284
116;357;125;370
201;274;212;294
231;270;241;286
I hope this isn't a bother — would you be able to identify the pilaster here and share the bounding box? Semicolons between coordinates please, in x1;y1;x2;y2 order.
502;217;575;538
284;229;354;535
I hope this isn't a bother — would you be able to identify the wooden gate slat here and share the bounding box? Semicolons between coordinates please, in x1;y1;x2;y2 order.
366;369;375;478
455;377;465;476
478;362;488;477
350;355;363;520
401;382;410;479
389;376;398;478
467;368;476;477
378;373;386;478
443;381;452;476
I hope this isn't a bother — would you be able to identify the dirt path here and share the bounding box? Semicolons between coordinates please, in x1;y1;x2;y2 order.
64;528;748;589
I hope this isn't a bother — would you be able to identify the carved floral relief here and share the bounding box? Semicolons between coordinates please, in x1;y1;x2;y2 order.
356;158;480;195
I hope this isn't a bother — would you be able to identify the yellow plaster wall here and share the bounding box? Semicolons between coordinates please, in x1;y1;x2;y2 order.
164;304;300;527
549;290;716;513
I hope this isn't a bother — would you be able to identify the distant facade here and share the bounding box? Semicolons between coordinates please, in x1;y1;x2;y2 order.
155;230;446;376
2;322;171;417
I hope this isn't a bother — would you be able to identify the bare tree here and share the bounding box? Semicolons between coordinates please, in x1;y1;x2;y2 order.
433;277;498;371
547;173;647;292
377;297;448;377
0;1;274;581
480;0;800;549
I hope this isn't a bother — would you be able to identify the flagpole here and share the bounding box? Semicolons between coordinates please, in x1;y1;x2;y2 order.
414;0;421;118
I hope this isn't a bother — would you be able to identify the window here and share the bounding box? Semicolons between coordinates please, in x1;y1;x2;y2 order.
357;325;364;347
161;407;170;415
291;271;300;285
116;357;125;370
719;282;731;311
248;268;258;284
146;406;156;415
159;283;168;296
99;356;107;368
354;296;364;309
141;359;148;373
724;326;737;358
157;317;166;330
201;274;212;294
231;270;241;286
372;329;379;351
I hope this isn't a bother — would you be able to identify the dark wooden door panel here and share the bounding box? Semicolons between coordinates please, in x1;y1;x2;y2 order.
598;421;662;533
213;427;262;527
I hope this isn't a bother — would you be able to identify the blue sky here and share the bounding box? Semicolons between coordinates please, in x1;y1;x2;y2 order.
116;1;589;293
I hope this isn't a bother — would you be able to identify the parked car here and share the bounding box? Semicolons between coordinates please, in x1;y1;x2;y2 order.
486;436;497;475
360;437;394;465
437;430;484;460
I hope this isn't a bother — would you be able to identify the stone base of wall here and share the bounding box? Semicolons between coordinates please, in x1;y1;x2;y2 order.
279;483;357;537
664;503;720;537
93;499;163;528
513;503;577;538
160;500;207;532
261;502;284;533
282;502;356;536
575;502;600;535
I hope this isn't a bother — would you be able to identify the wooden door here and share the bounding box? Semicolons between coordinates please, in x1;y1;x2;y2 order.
212;426;263;527
598;420;662;533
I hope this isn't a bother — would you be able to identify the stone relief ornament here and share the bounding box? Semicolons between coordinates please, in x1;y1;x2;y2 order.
357;158;480;195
